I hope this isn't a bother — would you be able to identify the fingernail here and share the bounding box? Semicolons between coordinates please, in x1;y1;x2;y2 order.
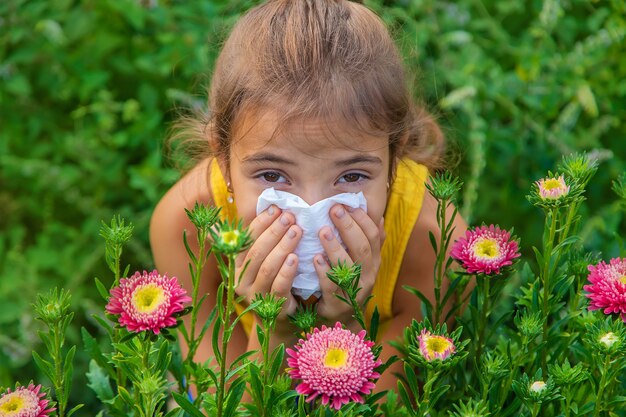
324;230;334;241
280;214;290;226
286;255;295;266
268;205;275;216
346;206;356;213
288;228;296;238
335;207;345;218
316;255;325;265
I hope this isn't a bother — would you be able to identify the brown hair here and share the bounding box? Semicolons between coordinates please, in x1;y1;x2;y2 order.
169;0;445;177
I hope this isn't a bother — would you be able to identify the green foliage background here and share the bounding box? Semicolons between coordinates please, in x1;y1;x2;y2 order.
1;0;624;404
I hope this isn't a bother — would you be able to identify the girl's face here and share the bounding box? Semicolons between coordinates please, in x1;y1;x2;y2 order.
225;108;390;226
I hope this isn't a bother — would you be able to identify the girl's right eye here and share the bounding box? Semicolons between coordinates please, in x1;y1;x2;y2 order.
258;171;287;183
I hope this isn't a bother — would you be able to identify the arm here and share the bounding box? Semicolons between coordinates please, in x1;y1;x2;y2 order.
375;192;469;392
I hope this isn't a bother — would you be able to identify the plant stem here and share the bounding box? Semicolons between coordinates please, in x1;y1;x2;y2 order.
216;254;236;417
260;322;272;417
476;274;490;360
188;228;208;361
592;356;611;417
114;245;121;285
531;403;540;417
434;198;449;324
420;368;440;417
52;320;66;417
541;209;558;374
563;387;571;417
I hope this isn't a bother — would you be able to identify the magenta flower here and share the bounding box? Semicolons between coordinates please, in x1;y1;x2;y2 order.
583;258;626;322
536;176;570;200
417;329;456;361
450;225;520;275
286;322;381;410
106;270;191;334
0;383;55;417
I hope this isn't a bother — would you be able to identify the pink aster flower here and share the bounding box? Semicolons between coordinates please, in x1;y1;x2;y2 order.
417;329;456;361
286;322;382;410
536;176;570;199
450;225;520;275
0;383;55;417
106;270;192;334
583;258;626;322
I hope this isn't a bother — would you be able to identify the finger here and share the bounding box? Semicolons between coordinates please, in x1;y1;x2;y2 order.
234;205;281;268
313;254;340;296
250;224;301;293
271;253;298;308
318;225;353;267
248;205;281;240
235;210;295;270
347;210;384;298
332;205;381;262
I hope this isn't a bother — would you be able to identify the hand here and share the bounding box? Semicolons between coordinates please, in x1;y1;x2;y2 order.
313;205;385;327
234;206;302;321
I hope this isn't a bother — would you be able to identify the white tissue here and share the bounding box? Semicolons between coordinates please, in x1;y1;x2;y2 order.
256;188;367;300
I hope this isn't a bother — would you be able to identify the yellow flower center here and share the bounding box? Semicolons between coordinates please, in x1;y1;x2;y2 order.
133;284;165;314
543;178;562;190
324;347;349;369
0;395;24;414
473;239;500;259
619;276;626;285
221;230;240;246
426;336;452;354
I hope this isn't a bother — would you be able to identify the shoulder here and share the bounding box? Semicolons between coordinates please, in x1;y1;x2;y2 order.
150;159;214;255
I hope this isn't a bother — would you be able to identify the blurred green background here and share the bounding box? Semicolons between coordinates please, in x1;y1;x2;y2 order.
1;0;624;406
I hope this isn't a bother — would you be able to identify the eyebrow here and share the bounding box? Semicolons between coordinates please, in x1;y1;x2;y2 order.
241;153;382;167
241;153;296;166
334;155;383;167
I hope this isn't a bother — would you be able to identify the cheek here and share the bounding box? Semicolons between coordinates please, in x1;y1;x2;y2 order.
363;190;387;226
231;187;261;226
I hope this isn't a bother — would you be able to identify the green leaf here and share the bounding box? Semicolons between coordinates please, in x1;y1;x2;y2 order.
116;386;134;407
228;350;256;371
172;392;205;417
428;231;437;253
397;380;416;414
224;377;246;417
63;345;77;403
86;359;115;402
402;285;433;314
163;407;185;417
369;306;380;342
66;404;84;417
247;363;263;401
91;313;115;334
32;351;54;382
94;277;110;301
403;363;420;399
156;340;171;371
81;327;113;377
269;344;285;382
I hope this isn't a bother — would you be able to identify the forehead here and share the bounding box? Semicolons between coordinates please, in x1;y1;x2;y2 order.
230;107;389;157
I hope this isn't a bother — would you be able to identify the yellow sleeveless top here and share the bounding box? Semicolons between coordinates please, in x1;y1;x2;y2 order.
209;158;428;338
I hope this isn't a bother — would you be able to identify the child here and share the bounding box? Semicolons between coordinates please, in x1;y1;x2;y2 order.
150;0;467;392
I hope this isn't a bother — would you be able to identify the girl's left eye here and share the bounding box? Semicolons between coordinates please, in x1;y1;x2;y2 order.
338;173;367;183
